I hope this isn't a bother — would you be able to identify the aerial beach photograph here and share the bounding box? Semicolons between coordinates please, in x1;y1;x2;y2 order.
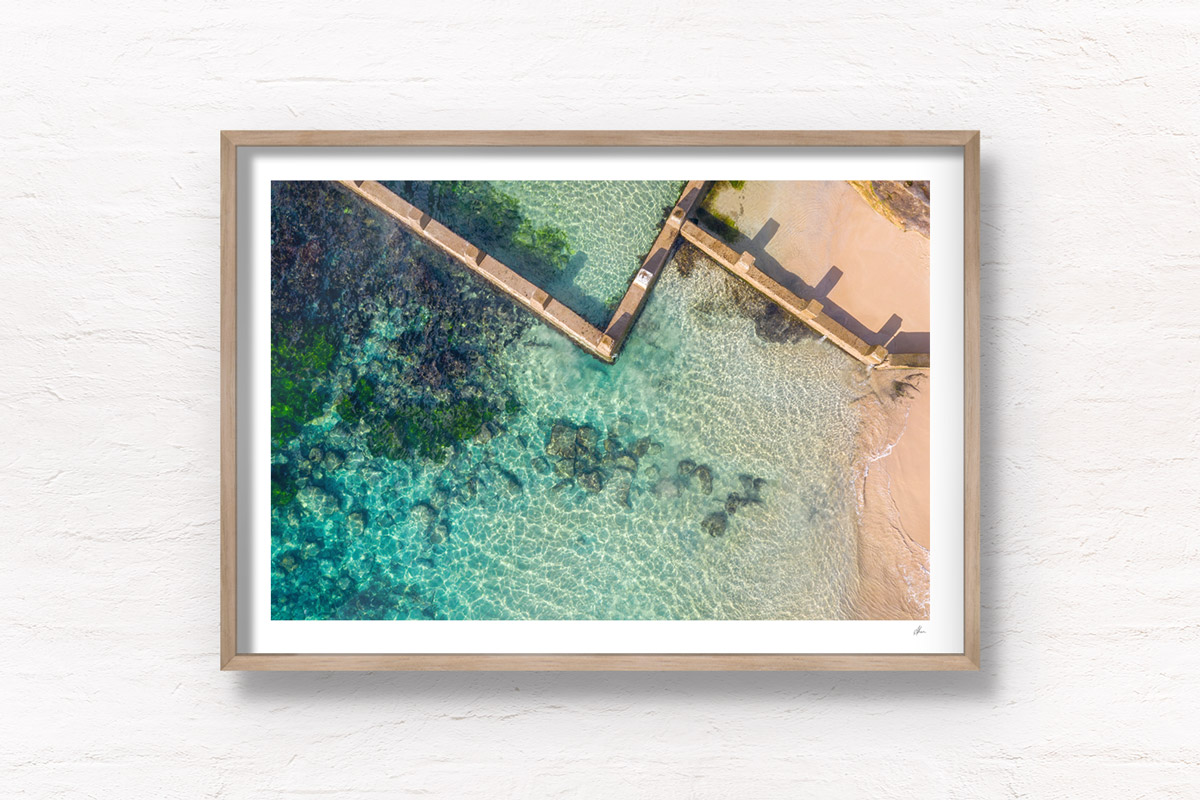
268;177;932;622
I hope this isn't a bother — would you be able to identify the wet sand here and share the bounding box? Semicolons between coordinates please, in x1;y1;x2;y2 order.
850;370;930;619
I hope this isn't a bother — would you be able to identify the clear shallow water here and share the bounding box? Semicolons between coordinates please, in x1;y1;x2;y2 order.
271;181;867;620
491;180;685;326
435;258;863;619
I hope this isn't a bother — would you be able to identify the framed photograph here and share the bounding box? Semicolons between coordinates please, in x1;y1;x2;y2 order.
221;131;979;670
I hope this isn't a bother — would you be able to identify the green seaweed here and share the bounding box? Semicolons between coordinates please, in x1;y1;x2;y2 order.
727;180;746;190
271;321;338;444
696;207;743;245
360;396;498;463
271;462;296;509
335;376;376;427
421;181;574;279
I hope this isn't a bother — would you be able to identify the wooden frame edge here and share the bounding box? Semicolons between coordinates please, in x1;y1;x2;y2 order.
218;130;978;148
963;131;982;670
222;652;980;672
219;131;982;671
220;132;238;670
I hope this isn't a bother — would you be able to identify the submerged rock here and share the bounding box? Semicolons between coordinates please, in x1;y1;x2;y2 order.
361;468;383;489
551;479;573;493
694;464;713;495
345;511;366;537
554;458;577;479
410;502;438;525
614;454;638;472
429;521;450;545
610;472;633;509
495;466;523;495
754;303;809;344
576;425;599;452
577;469;605;493
546;422;577;459
297;485;339;515
322;450;345;472
575;448;598;469
644;464;661;482
678;459;697;476
633;437;652;458
702;511;728;537
738;474;767;500
474;422;494;444
726;485;764;514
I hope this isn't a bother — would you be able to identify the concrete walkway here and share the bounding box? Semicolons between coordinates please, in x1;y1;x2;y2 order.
602;181;710;357
679;221;927;370
338;180;615;360
337;179;923;369
339;179;709;363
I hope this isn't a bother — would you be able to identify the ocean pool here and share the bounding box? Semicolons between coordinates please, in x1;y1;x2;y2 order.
380;180;684;327
270;180;867;620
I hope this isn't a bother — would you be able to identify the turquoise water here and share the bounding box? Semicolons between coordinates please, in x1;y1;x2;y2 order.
381;180;683;327
270;181;866;620
492;180;685;325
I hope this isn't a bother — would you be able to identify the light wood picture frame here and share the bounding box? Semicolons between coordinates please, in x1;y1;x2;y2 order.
221;130;979;671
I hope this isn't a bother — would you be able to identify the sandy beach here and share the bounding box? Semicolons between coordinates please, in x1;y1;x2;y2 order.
850;369;931;619
713;180;932;618
705;180;929;352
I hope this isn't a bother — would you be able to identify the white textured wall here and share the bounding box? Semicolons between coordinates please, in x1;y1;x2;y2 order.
3;2;1198;797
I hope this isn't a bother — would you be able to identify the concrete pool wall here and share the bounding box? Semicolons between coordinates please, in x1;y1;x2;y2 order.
339;179;927;371
679;220;930;370
338;179;708;363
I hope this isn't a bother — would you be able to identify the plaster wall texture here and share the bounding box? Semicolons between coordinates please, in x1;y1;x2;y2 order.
2;2;1198;797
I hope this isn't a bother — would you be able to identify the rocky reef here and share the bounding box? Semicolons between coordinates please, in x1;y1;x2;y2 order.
539;417;770;539
268;186;790;620
268;181;543;619
269;181;531;465
847;180;930;238
541;419;664;504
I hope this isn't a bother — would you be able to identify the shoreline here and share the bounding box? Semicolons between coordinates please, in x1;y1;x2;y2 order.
848;368;931;619
707;179;932;619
